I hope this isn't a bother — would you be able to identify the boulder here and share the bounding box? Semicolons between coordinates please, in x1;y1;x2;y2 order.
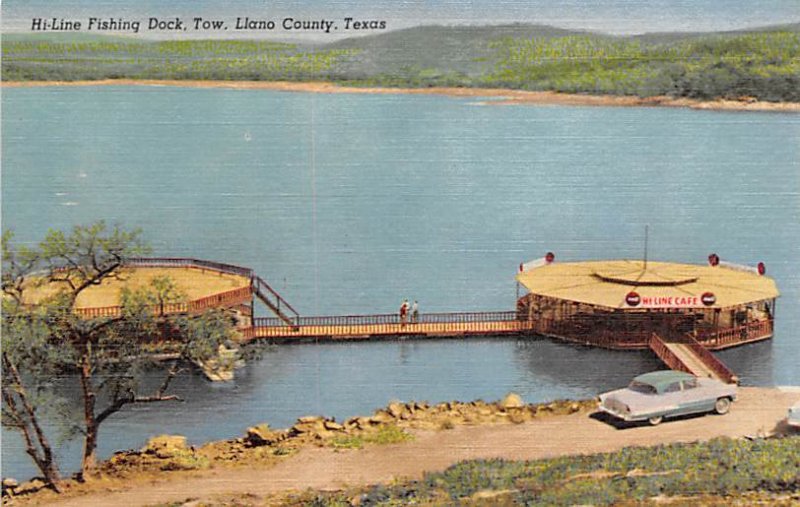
387;402;404;418
2;478;18;497
142;435;187;459
323;420;344;431
499;393;524;409
245;424;279;447
370;410;395;424
297;415;325;424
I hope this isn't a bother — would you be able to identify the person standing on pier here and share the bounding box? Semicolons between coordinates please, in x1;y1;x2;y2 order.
411;300;419;323
400;299;409;326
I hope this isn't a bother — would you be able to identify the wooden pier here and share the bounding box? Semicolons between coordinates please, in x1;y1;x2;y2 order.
42;257;776;385
241;312;535;341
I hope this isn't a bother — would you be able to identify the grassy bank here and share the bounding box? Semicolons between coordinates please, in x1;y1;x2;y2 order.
284;435;800;506
3;24;799;102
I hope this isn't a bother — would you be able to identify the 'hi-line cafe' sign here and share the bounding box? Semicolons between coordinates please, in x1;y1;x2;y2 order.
625;292;716;308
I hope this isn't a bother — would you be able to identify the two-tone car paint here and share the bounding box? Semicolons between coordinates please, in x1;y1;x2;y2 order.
598;370;737;425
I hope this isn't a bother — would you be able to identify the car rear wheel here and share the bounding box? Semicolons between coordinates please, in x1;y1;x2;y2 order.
715;397;731;415
648;416;663;426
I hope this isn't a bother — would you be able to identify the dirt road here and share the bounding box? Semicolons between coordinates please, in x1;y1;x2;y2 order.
43;387;800;506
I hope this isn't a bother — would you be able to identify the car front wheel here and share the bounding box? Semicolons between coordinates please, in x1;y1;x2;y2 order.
648;416;663;426
714;397;731;415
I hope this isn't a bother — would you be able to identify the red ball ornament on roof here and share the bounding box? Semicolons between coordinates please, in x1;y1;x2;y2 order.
708;253;720;267
545;252;555;264
757;262;766;275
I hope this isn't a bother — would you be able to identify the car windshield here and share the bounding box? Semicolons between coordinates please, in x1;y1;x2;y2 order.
628;381;657;394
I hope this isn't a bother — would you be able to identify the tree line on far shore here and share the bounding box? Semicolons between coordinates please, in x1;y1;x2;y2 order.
2;25;799;102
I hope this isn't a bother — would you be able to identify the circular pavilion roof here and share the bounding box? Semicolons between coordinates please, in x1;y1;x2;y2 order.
516;260;779;310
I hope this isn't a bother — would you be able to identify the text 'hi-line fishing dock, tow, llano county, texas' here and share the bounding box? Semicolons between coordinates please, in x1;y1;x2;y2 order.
27;253;779;385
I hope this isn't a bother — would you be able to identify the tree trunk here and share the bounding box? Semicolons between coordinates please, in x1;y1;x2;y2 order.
78;344;98;477
80;423;99;475
2;354;62;491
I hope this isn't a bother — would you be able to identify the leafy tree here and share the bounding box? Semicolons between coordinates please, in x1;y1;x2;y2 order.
2;222;238;484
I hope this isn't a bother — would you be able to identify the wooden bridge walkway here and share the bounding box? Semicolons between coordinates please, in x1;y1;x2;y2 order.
241;312;534;341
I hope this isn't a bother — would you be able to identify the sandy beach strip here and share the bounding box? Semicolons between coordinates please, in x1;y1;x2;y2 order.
3;79;799;112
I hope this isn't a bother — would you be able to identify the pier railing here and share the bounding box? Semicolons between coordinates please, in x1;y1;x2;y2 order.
75;286;253;318
125;257;254;278
253;310;518;328
696;319;773;348
125;257;300;324
649;333;691;374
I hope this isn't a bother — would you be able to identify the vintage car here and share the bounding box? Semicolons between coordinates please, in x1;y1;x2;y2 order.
789;402;800;429
598;370;737;425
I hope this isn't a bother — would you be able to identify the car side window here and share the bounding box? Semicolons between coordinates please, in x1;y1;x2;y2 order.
664;382;681;393
682;379;698;390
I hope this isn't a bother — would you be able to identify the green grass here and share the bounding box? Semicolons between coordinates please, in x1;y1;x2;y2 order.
297;436;800;506
329;425;413;450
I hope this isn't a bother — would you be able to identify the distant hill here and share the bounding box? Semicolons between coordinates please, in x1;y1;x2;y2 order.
323;24;598;77
3;23;798;102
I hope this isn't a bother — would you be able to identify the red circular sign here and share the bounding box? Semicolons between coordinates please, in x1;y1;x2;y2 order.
701;292;716;306
708;253;720;266
545;252;555;263
625;292;641;307
757;262;766;275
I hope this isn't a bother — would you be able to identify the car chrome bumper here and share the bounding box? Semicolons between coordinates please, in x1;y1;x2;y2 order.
598;404;633;421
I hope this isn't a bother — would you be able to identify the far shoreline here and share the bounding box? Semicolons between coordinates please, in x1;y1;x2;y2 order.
3;79;800;113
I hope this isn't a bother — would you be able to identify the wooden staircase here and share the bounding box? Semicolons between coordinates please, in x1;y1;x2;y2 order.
251;274;299;326
649;332;738;384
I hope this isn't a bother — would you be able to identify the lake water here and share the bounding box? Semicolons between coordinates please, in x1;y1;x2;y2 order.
2;86;799;478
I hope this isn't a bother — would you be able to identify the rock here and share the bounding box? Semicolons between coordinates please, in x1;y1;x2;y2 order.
15;478;46;495
142;435;187;459
387;402;404;418
370;410;395;424
245;424;278;447
2;478;18;496
499;392;524;409
324;420;344;431
297;415;325;424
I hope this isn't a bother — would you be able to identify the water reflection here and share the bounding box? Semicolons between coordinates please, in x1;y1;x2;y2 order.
512;337;664;393
716;339;774;386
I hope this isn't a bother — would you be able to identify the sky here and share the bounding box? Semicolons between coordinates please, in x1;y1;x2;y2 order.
2;0;799;39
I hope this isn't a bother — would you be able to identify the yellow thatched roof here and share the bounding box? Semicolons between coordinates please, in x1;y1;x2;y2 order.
516;260;779;310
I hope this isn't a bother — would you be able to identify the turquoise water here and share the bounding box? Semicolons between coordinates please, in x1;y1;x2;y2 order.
2;87;799;478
